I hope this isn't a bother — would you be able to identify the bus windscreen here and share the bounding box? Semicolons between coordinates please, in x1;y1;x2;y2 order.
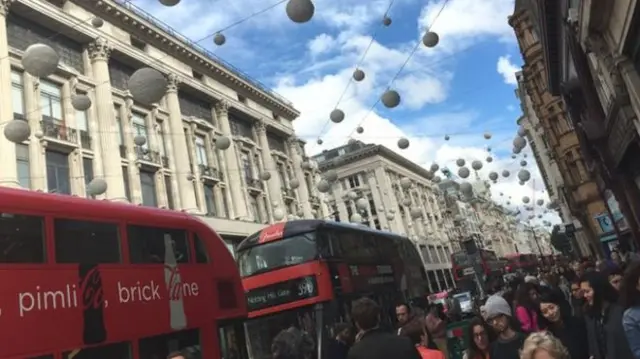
237;232;317;277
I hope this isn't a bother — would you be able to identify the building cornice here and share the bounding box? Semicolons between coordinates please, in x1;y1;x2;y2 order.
317;144;435;182
75;0;300;120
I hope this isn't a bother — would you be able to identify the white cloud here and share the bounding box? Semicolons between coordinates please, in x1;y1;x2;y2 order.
497;55;520;85
307;34;337;57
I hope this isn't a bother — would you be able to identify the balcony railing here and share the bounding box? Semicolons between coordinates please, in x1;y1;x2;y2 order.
79;130;91;149
199;164;222;180
135;147;162;165
246;177;262;190
40;119;78;144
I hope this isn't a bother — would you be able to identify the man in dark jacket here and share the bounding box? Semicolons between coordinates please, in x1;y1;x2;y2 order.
396;302;423;336
348;297;421;359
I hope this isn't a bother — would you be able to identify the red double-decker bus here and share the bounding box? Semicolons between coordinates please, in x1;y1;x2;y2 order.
504;253;538;273
0;187;246;359
451;248;505;292
236;220;429;359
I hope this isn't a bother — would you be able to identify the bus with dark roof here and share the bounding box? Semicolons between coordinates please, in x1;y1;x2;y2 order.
0;187;247;359
236;219;429;359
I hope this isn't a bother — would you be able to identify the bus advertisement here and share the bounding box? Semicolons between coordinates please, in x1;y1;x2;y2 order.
236;220;429;359
0;187;247;359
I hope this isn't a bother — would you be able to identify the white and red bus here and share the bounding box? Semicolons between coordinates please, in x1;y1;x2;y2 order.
0;187;247;359
451;249;505;293
236;220;430;359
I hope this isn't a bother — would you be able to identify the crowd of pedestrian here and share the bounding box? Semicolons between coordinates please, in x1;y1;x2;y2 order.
267;250;640;359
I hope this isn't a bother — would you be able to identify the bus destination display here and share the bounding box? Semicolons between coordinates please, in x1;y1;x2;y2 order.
246;276;318;311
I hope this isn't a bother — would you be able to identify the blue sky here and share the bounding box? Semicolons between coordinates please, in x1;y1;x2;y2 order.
136;0;557;226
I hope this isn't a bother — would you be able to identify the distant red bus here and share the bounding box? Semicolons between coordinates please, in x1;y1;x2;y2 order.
451;249;505;292
504;253;538;273
0;187;246;359
236;220;429;359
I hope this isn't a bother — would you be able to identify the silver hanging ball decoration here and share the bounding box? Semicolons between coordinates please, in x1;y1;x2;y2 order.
382;16;392;26
34;130;44;139
430;163;439;172
348;138;357;145
91;17;104;28
273;207;285;221
397;137;410;149
330;109;345;123
425;171;434;180
159;0;181;5
522;196;530;204
213;33;226;46
316;179;330;193
460;182;473;195
285;0;315;23
402;198;412;207
356;126;364;134
518;169;531;182
355;198;368;211
353;69;365;82
483;132;492;139
71;94;92;111
520;160;527;167
513;136;527;149
502;170;510;178
133;135;147;147
290;178;300;189
511;154;517;159
422;31;439;48
381;89;401;108
4;120;31;144
386;213;395;221
301;161;312;170
513;146;522;154
471;160;483;171
456;158;465;167
486;156;493;163
410;207;422;219
187;174;195;181
488;172;498;181
458;167;470;179
87;178;108;196
350;213;363;223
444;135;450;141
22;43;59;78
324;169;338;182
517;125;526;137
537;199;544;206
128;67;168;105
316;138;323;145
399;177;412;190
214;135;231;150
433;176;441;183
260;171;272;181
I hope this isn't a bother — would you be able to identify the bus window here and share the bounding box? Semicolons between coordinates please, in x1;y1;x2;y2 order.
237;232;317;277
138;328;200;359
0;213;44;263
54;219;120;263
62;342;131;359
29;356;53;359
193;233;209;263
218;322;248;359
128;226;189;264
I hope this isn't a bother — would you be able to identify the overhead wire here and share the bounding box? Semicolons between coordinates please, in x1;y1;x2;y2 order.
344;0;452;140
315;0;397;140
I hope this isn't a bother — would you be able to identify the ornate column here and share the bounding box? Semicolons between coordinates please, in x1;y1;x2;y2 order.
123;92;142;204
214;101;247;219
255;120;283;206
164;74;198;211
23;73;45;190
159;116;181;209
87;38;125;200
287;136;312;218
0;0;18;187
375;167;402;232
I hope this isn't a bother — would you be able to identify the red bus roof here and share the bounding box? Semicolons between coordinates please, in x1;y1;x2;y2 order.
0;187;245;358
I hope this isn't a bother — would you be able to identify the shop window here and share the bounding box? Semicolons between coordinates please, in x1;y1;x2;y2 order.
55;219;120;263
128;226;189;264
0;213;45;263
